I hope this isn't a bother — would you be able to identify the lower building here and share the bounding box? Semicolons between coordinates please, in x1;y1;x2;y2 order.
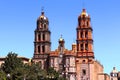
98;73;110;80
0;56;30;66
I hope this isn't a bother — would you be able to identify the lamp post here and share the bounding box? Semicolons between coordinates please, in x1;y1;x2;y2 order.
7;74;10;80
46;74;54;80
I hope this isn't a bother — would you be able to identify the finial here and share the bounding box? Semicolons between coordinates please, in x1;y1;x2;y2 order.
41;7;44;15
60;34;63;38
41;6;44;12
59;34;64;42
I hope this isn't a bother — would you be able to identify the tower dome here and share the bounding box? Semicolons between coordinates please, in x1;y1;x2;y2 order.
37;11;49;30
59;37;64;42
111;67;118;73
38;11;48;21
59;35;64;42
80;9;89;17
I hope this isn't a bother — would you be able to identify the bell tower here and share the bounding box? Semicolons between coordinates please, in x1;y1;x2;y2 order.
76;9;94;58
76;9;94;80
33;11;51;69
58;36;65;74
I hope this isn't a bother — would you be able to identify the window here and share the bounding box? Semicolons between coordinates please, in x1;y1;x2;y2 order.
85;43;88;51
38;34;41;41
87;21;89;26
81;32;83;38
85;31;88;38
38;46;40;53
44;24;47;29
81;44;84;51
82;69;86;75
43;34;45;41
42;45;45;53
82;60;85;63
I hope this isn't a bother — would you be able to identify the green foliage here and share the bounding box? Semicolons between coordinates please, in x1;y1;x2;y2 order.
0;52;67;80
2;52;23;73
0;70;6;80
47;67;59;79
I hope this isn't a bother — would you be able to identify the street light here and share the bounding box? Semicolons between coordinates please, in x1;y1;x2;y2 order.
7;74;10;80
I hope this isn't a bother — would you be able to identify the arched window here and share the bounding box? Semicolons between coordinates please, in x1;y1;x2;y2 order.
43;34;45;41
38;34;41;41
82;60;86;63
42;45;45;53
81;44;83;51
82;69;86;75
85;43;88;51
81;32;83;38
38;46;40;53
85;31;88;38
87;21;89;26
44;24;47;29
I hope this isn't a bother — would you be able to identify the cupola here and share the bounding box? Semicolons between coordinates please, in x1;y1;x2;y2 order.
58;35;65;48
38;11;48;21
80;9;89;17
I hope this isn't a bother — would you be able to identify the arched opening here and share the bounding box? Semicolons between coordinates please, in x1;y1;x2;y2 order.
81;44;83;51
43;34;45;41
42;45;45;53
82;69;86;76
81;32;83;38
38;46;40;53
85;43;88;51
38;34;41;41
85;31;88;38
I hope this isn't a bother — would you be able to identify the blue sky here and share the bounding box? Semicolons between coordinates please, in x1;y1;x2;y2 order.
0;0;120;74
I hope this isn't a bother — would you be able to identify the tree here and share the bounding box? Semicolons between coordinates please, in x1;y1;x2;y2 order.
46;67;59;80
2;52;23;74
0;70;6;80
1;52;67;80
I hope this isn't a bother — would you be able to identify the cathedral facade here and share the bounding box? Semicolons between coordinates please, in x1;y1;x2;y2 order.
32;9;109;80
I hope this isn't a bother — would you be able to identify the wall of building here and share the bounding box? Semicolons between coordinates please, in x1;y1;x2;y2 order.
94;60;104;80
98;73;110;80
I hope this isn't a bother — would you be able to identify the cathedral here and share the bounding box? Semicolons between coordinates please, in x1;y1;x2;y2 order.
32;8;110;80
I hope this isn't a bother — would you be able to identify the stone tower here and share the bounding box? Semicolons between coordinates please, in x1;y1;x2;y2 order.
76;9;94;80
33;11;51;69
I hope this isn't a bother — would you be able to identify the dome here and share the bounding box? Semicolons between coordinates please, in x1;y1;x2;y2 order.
59;37;64;42
80;9;89;17
59;35;64;42
38;12;48;21
111;67;118;73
